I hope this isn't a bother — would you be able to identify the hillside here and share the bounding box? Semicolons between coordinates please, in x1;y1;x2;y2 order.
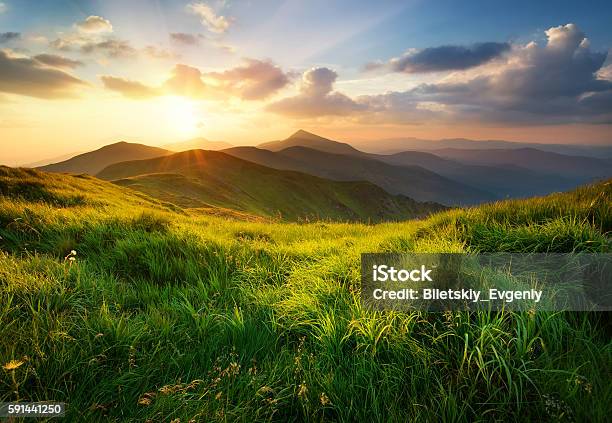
39;141;172;175
97;150;444;221
225;145;495;205
0;166;610;421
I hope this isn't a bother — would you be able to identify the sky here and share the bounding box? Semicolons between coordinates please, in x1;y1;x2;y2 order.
1;0;612;165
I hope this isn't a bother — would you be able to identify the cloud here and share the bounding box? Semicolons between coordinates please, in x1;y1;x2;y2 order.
80;38;137;58
75;16;113;33
163;64;210;98
0;3;6;14
101;59;290;101
367;42;511;73
268;67;365;117
187;2;230;34
204;59;291;100
0;32;20;44
142;45;177;60
100;76;159;99
170;32;201;46
33;54;84;69
0;50;87;99
360;24;612;124
268;24;612;125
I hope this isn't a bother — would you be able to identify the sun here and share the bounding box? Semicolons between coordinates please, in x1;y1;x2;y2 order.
161;96;200;138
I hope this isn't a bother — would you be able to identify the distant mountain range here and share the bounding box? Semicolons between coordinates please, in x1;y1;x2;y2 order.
32;130;611;216
432;148;610;179
21;151;83;168
350;137;612;159
248;131;607;200
226;144;493;205
97;149;444;221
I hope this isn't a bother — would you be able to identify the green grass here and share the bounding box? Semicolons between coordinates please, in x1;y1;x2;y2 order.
99;149;445;222
0;166;610;422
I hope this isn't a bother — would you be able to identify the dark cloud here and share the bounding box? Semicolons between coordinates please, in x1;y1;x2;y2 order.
33;54;84;69
268;67;364;117
0;32;20;43
272;24;612;125
386;42;511;73
0;50;87;99
383;24;612;123
170;32;201;45
100;76;159;99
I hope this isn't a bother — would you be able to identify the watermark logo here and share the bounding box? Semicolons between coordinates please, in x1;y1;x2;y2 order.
362;253;611;311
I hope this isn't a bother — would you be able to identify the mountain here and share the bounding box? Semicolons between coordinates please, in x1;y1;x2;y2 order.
97;149;444;221
432;148;611;179
378;150;580;198
39;142;172;175
251;130;605;198
259;130;365;156
20;151;82;168
163;137;233;152
350;137;612;159
224;146;494;205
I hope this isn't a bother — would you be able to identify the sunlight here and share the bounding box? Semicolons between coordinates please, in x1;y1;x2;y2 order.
161;96;200;138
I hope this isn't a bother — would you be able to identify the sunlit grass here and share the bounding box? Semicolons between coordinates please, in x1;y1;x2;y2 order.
0;167;610;421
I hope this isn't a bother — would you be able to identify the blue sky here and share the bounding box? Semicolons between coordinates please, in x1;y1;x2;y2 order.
4;0;612;68
1;0;611;165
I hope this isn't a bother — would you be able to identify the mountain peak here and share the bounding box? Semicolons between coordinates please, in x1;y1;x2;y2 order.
288;129;328;141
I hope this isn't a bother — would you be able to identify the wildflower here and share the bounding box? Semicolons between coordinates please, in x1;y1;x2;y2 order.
64;249;78;266
2;359;24;371
297;382;308;401
138;393;155;406
320;392;331;406
257;386;274;396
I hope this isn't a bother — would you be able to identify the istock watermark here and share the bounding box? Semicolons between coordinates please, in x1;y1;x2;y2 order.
361;253;611;311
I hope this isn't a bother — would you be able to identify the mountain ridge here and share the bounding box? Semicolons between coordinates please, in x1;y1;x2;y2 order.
97;149;445;221
40;141;172;175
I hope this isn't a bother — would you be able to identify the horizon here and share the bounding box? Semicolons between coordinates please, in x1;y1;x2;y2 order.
7;128;612;168
1;0;612;166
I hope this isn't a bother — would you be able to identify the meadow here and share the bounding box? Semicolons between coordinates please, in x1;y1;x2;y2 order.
0;166;610;422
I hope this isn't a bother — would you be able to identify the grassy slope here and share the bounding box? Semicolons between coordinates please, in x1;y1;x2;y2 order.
0;167;610;422
225;145;495;206
98;150;443;222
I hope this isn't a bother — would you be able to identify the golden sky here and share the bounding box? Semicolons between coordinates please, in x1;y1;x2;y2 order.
1;1;611;166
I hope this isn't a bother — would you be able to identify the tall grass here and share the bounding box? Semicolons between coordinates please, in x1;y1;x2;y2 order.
0;168;610;421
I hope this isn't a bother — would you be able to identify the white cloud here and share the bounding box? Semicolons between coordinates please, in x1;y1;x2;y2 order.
0;3;6;14
271;24;612;125
75;15;113;33
268;67;365;117
187;2;230;34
